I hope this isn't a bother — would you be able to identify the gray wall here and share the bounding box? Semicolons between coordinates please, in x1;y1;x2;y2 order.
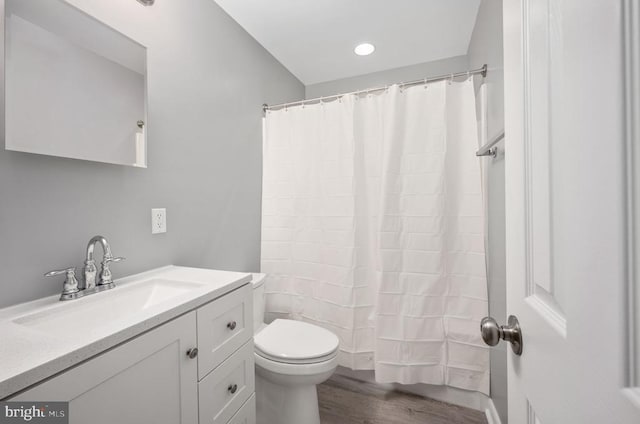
467;0;507;422
305;55;468;99
0;0;304;308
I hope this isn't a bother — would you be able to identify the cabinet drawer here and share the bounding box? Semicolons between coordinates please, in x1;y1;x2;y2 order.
197;283;252;379
198;340;255;424
228;394;256;424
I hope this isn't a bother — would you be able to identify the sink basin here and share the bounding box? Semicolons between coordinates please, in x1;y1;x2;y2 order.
13;278;204;335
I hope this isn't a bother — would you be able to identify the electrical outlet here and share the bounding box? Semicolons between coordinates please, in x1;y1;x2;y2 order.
151;208;167;234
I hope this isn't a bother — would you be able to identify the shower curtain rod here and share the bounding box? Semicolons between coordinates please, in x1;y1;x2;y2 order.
262;64;487;113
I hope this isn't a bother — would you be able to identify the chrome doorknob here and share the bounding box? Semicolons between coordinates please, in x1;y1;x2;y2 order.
186;348;198;359
480;315;523;356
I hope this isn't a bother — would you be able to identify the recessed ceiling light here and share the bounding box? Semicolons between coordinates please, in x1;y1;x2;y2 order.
354;43;375;56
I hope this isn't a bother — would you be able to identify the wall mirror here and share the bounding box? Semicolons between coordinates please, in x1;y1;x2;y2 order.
4;0;147;167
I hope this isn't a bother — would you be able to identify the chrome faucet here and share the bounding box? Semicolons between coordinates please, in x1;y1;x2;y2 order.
84;235;124;290
45;235;125;301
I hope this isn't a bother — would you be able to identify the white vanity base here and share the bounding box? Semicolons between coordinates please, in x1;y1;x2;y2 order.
0;265;254;424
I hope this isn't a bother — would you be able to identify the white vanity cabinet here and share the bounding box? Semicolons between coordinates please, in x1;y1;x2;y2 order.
11;283;254;424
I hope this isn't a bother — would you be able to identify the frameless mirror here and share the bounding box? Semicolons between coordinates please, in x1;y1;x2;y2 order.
4;0;147;167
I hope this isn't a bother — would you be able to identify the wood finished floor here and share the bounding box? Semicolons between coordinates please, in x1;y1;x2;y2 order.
318;375;488;424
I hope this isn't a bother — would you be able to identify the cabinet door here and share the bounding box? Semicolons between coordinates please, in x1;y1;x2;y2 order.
13;313;198;424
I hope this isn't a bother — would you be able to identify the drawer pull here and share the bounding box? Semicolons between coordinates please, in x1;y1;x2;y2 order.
186;348;199;359
228;384;238;394
227;321;237;330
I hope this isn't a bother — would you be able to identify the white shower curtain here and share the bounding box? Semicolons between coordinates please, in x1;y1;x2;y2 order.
261;79;489;394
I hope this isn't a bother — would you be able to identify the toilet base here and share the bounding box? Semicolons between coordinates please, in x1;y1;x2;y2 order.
255;371;321;424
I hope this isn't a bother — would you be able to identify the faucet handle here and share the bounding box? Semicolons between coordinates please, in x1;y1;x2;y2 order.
104;256;125;264
45;267;80;299
44;267;76;277
98;256;125;287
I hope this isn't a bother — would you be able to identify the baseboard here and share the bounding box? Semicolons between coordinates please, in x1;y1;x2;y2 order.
334;366;490;412
485;398;502;424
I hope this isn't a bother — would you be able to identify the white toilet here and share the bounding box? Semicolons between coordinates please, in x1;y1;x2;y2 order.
251;273;339;424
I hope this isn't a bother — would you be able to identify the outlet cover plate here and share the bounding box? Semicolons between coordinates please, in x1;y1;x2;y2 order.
151;208;166;234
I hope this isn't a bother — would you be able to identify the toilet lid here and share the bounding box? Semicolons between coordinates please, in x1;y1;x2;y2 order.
254;319;339;364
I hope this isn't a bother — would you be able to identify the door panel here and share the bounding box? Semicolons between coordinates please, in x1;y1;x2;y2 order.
523;0;566;327
527;403;542;424
504;0;640;422
625;0;640;404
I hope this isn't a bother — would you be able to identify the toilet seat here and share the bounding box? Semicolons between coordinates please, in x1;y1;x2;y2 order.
254;319;339;365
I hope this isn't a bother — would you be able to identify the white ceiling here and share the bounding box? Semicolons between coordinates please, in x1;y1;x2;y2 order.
214;0;481;85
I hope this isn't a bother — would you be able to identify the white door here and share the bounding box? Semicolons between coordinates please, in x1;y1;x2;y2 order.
501;0;640;423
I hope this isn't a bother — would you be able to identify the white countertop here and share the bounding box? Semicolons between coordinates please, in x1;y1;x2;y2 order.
0;265;251;399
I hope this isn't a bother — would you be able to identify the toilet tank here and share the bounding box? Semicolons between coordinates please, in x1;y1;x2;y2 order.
251;273;267;334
